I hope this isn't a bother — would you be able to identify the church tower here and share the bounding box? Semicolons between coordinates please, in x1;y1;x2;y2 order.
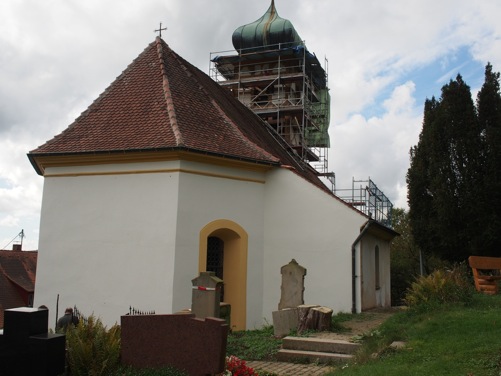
210;0;334;189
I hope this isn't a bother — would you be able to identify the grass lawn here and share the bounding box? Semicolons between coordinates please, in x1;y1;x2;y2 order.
327;293;501;375
226;294;501;375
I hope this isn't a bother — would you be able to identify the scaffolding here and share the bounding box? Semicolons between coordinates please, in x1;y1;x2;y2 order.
335;178;393;227
210;41;335;190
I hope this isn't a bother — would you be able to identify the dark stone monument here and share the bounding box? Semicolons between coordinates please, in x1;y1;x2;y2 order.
121;313;228;376
0;307;66;376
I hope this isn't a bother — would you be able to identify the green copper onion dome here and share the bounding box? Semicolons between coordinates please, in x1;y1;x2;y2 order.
232;0;302;51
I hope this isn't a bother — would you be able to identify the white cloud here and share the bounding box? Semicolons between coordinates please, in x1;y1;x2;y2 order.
331;81;422;209
0;0;500;248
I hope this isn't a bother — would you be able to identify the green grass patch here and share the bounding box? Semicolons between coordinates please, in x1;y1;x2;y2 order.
326;293;501;375
226;325;283;361
331;312;354;333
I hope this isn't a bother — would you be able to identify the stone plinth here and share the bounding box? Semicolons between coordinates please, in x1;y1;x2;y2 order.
191;271;223;319
272;308;299;337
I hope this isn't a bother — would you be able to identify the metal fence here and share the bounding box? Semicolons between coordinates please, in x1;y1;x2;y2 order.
126;306;156;316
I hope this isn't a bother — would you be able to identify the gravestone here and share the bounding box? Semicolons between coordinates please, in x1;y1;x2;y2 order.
191;271;223;319
0;307;65;376
272;259;307;337
121;313;228;376
278;259;306;310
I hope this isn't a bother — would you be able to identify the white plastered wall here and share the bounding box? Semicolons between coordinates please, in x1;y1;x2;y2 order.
34;161;181;329
172;160;266;330
262;168;368;322
34;157;385;329
34;159;267;329
360;233;391;310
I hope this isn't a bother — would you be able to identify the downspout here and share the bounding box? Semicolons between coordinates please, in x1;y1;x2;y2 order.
351;221;372;314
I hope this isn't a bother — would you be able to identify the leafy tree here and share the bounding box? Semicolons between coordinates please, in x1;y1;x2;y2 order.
407;66;500;263
390;208;447;304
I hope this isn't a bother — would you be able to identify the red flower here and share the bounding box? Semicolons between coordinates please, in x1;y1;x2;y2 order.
225;355;258;376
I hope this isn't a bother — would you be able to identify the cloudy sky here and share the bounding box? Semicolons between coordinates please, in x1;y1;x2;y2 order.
1;0;500;250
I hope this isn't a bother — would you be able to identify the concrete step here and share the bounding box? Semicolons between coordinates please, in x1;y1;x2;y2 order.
282;336;361;355
276;349;354;364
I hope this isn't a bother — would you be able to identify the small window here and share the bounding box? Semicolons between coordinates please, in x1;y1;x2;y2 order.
375;245;380;290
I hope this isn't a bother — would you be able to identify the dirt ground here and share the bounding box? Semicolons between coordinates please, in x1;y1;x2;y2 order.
312;307;402;341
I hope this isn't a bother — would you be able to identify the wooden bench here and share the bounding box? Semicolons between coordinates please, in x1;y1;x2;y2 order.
468;256;501;295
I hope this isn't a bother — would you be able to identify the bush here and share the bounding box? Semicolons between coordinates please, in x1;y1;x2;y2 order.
65;315;121;375
404;264;474;308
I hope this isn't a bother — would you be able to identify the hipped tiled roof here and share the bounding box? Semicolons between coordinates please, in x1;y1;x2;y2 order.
28;37;331;194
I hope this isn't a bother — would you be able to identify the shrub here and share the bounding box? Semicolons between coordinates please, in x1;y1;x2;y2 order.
404;264;474;308
65;315;121;376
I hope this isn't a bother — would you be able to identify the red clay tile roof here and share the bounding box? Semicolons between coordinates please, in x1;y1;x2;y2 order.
28;37;333;195
0;250;37;328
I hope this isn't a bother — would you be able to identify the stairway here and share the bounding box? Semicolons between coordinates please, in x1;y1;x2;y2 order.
276;336;360;364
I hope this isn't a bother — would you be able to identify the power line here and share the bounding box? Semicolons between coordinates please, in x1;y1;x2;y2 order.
1;229;24;250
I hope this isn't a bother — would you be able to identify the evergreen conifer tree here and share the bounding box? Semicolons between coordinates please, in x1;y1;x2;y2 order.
407;70;492;262
476;63;501;255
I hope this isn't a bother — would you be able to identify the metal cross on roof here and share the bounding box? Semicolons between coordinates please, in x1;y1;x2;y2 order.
155;22;167;37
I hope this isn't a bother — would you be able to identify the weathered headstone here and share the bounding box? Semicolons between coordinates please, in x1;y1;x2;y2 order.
278;259;306;310
191;271;223;319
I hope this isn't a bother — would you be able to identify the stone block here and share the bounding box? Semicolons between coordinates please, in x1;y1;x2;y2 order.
28;333;66;375
0;307;65;376
4;307;49;344
272;308;299;337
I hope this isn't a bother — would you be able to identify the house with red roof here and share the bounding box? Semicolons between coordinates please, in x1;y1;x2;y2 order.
0;245;37;328
28;4;397;331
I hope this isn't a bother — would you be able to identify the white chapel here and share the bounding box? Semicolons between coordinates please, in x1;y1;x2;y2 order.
29;2;397;330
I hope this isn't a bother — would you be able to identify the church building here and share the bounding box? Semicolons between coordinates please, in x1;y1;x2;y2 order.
28;2;397;330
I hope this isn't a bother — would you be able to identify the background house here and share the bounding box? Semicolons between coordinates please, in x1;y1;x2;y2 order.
0;244;37;328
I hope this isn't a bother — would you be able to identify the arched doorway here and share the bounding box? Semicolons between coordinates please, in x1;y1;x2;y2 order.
207;236;224;301
199;220;248;331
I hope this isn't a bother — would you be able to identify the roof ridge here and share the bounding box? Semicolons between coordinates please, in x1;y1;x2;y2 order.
156;38;184;147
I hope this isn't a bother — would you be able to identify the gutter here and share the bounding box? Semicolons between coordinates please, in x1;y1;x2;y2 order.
351;220;372;314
